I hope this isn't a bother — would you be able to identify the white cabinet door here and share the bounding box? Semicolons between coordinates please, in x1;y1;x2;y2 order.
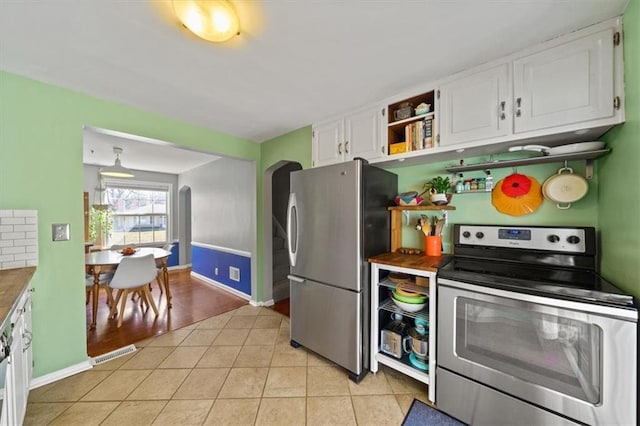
4;291;32;426
439;64;511;146
513;28;614;133
312;119;344;167
344;106;383;161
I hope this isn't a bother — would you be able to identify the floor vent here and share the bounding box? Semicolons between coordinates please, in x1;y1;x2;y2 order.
90;344;137;366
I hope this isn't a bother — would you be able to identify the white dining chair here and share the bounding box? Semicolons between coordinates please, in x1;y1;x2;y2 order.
108;254;159;328
85;272;115;307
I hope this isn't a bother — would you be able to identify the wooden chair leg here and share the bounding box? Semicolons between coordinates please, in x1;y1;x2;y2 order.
143;286;159;317
138;290;148;311
106;288;115;308
117;289;129;328
86;288;90;305
111;289;124;319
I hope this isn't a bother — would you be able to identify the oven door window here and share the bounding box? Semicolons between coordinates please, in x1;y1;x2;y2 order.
456;297;601;404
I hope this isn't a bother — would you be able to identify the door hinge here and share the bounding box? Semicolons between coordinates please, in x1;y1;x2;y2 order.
614;31;620;46
436;134;440;144
381;108;385;117
614;96;621;110
312;130;315;138
381;145;385;154
437;90;440;99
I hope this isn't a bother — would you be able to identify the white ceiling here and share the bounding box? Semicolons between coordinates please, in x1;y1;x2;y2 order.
83;127;221;175
0;0;629;148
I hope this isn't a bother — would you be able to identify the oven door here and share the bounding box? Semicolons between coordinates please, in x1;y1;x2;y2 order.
438;279;637;426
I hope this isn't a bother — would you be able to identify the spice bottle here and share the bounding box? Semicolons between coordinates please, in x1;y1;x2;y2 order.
485;171;494;191
455;174;464;193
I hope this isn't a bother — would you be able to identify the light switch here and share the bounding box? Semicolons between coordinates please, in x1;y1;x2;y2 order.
52;223;70;241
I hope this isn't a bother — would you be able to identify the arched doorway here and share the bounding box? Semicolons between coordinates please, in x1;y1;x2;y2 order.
262;161;302;304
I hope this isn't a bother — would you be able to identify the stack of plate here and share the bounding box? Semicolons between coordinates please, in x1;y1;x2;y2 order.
391;285;427;313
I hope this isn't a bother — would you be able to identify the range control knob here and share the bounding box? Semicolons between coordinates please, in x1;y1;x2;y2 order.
567;235;581;245
475;232;485;239
462;231;471;238
547;234;560;243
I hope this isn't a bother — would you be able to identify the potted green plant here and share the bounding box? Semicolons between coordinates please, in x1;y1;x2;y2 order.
423;176;452;205
89;206;112;246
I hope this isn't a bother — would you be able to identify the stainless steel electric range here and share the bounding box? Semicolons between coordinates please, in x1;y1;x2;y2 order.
436;224;638;426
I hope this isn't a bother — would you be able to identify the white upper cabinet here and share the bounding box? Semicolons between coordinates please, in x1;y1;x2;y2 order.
313;105;383;168
439;64;511;146
344;106;383;162
312;119;344;167
513;28;615;133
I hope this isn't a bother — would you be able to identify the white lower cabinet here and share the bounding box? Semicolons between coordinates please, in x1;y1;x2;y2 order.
1;288;33;426
370;262;436;403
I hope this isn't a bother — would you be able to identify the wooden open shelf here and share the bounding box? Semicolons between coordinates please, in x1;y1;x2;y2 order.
388;205;456;252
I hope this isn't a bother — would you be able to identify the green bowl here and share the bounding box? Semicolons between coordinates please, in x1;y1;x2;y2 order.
392;290;427;304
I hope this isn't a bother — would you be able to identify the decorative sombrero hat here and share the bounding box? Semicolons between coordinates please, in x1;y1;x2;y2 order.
491;173;543;216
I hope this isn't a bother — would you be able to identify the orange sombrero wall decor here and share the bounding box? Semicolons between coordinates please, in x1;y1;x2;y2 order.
491;173;543;216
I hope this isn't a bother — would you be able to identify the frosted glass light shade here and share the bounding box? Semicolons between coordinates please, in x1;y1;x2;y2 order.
173;0;240;42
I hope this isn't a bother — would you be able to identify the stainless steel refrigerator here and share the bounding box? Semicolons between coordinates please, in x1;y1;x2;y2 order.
286;159;397;382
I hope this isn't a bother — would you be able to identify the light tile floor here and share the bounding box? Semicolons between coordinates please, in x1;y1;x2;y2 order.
25;305;429;425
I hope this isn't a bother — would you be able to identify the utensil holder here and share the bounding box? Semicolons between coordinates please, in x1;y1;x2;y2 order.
425;235;442;257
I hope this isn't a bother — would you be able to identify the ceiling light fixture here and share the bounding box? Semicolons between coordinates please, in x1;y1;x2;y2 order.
172;0;240;43
100;147;135;178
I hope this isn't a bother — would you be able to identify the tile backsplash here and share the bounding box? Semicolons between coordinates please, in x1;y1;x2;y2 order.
0;210;38;270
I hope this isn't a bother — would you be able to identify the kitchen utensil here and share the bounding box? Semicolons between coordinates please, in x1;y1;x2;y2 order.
392;290;427;304
391;297;426;313
434;217;445;236
542;166;588;209
403;327;429;360
491;173;543;216
395;195;424;206
508;141;605;156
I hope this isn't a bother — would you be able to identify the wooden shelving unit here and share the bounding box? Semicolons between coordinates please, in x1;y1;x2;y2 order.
388;205;456;252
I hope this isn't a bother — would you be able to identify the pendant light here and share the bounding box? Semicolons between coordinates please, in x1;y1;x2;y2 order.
100;147;135;178
92;175;110;211
172;0;240;43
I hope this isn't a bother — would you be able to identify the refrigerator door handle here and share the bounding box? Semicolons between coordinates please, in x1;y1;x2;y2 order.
286;192;299;267
287;275;306;283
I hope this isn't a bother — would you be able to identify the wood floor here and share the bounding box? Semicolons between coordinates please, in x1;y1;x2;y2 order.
86;269;248;357
272;298;290;317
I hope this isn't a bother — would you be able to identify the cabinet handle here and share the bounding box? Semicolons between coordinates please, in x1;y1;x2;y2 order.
338;143;342;155
345;141;349;154
23;329;33;352
515;97;522;118
500;101;506;120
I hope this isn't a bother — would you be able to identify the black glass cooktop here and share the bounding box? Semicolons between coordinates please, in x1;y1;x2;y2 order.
438;257;636;308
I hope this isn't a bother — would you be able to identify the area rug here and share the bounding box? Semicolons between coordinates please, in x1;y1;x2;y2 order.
402;399;466;426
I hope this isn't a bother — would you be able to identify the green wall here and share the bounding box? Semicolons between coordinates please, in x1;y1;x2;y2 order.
0;71;259;377
599;1;640;297
386;158;598;253
257;126;312;301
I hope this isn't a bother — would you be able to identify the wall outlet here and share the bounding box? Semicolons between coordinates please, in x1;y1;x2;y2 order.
214;267;219;275
52;223;70;241
229;266;240;282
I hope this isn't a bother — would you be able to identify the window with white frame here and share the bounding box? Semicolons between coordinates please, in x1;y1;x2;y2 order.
104;180;170;247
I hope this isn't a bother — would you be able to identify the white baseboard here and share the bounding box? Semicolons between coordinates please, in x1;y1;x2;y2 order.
261;299;275;307
191;271;253;302
30;359;93;390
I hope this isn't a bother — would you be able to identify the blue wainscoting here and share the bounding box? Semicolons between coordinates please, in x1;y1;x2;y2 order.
167;241;179;267
192;243;251;295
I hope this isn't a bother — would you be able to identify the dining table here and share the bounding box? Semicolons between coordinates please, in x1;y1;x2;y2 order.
85;247;172;330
